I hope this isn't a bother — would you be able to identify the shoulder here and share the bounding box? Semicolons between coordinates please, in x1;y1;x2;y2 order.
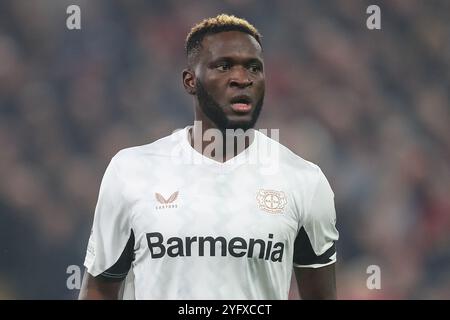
255;129;323;179
110;129;184;169
110;131;182;177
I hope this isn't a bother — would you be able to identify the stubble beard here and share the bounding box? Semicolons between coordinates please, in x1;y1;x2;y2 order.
195;80;264;132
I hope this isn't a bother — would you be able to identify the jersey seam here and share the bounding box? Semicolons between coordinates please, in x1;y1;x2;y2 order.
293;258;336;268
110;156;135;236
304;166;323;228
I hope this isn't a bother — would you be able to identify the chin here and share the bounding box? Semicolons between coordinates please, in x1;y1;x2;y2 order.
224;120;255;131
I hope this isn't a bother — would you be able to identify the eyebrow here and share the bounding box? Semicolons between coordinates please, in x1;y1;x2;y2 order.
209;56;263;66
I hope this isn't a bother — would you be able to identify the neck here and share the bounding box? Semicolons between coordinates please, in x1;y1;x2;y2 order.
189;108;255;163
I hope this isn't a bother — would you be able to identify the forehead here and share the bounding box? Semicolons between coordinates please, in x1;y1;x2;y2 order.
199;31;263;61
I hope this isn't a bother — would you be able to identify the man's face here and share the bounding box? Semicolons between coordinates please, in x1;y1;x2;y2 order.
191;31;265;131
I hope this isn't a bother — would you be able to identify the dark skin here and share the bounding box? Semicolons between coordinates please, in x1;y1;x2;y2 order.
294;264;337;299
78;270;123;300
183;31;265;162
79;30;336;300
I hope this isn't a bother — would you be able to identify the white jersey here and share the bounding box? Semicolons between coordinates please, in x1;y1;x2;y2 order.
84;127;339;299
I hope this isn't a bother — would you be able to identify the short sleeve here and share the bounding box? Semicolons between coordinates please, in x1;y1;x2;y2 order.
293;169;339;268
84;156;134;280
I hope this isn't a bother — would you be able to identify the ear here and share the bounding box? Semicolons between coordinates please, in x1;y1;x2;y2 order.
182;69;196;95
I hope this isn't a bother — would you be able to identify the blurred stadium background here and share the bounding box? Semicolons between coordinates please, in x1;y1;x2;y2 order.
0;0;449;299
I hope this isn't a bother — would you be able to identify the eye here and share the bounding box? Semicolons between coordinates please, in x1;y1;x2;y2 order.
216;62;231;71
248;64;262;73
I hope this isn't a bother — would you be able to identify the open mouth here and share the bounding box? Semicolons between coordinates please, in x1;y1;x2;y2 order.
230;95;252;113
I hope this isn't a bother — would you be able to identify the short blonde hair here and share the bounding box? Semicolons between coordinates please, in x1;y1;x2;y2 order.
185;14;262;59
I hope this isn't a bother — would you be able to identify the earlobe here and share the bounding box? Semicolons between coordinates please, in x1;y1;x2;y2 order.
182;69;196;95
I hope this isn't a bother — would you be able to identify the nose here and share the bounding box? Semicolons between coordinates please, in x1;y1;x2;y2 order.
229;67;253;89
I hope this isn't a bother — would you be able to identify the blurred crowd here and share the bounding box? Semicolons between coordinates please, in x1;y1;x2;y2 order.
0;0;449;299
